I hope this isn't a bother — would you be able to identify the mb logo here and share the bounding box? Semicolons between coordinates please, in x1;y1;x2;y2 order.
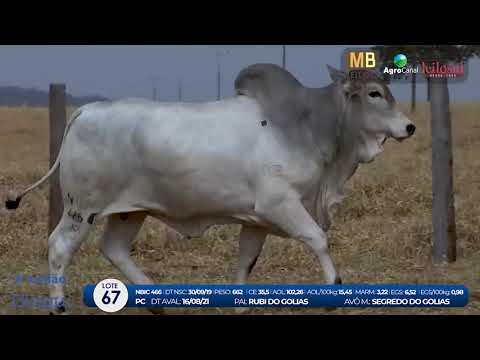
347;51;377;69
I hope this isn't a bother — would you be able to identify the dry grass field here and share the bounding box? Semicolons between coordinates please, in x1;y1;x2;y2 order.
0;102;479;315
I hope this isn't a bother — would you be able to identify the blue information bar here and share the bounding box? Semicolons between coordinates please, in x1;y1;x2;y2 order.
83;284;468;308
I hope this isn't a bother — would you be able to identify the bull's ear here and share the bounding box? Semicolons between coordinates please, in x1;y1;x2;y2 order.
326;65;347;82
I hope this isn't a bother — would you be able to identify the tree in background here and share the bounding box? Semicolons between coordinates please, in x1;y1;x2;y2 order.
371;45;479;264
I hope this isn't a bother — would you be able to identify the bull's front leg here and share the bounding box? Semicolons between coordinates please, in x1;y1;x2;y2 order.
236;225;267;284
255;190;341;285
234;225;267;314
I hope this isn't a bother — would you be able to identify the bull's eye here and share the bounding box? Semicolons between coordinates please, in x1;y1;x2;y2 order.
369;91;382;98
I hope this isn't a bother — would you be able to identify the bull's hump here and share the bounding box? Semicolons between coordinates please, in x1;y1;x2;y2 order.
235;63;303;98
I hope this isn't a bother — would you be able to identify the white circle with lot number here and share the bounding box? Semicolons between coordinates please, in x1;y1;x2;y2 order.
93;279;129;313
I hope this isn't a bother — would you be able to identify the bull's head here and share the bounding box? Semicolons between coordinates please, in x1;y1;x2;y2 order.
327;65;416;163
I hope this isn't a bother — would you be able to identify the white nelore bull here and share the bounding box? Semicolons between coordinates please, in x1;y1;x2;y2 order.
6;64;415;314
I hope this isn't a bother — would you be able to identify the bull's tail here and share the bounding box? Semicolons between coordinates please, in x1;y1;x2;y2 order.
5;108;84;210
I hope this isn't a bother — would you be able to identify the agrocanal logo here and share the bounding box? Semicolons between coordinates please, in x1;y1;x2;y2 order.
383;54;418;77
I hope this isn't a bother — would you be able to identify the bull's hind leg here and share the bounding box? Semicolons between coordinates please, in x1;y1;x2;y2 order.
48;210;93;314
98;212;163;315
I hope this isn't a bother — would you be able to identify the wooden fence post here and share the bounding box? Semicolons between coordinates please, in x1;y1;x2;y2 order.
48;84;66;236
430;77;457;263
411;71;416;112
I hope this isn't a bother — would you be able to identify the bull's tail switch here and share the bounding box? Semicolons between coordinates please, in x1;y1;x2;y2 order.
4;109;83;212
5;192;21;210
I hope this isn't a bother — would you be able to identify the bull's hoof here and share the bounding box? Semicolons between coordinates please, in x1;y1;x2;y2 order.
49;305;68;315
48;298;67;315
148;307;165;315
49;311;70;315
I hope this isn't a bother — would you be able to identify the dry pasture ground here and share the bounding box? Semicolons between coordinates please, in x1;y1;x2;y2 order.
0;102;479;315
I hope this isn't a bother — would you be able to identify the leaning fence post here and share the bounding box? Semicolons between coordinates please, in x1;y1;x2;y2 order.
48;84;67;236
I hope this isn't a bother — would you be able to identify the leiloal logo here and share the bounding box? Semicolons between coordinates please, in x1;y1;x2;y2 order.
421;61;465;79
